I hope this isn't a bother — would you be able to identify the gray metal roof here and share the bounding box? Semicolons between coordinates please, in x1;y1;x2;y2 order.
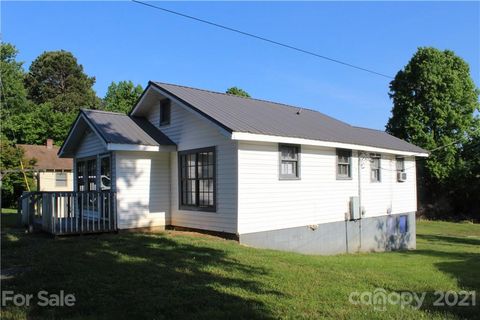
151;82;427;154
82;109;175;146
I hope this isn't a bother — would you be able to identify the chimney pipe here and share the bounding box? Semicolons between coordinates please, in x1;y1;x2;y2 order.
46;139;53;149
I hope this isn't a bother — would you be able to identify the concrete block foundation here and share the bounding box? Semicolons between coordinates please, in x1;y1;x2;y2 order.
239;212;416;255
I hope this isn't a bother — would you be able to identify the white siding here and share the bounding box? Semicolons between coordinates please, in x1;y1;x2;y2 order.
115;151;170;229
145;100;237;234
38;172;73;191
237;142;417;234
75;130;106;158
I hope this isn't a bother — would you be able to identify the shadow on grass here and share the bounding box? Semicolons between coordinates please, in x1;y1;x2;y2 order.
1;230;282;319
405;234;480;319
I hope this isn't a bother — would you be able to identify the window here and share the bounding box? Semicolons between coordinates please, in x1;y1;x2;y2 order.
55;172;68;187
76;161;85;191
100;156;111;190
370;153;381;182
159;99;171;126
179;147;215;211
336;149;351;179
396;157;405;172
279;144;300;179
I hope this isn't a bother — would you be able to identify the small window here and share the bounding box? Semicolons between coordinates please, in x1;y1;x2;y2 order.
279;144;300;179
159;99;171;126
336;149;351;179
370;153;381;182
179;147;215;211
55;172;68;187
396;157;405;172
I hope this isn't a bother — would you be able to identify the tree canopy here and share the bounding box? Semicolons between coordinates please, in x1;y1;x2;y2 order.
226;87;250;98
386;47;479;181
24;50;99;113
103;81;143;114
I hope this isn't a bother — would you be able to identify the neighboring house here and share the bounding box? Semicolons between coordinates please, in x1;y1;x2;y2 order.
19;140;73;191
59;81;428;254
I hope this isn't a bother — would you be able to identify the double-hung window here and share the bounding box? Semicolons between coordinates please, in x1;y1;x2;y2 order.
279;144;300;179
179;147;216;211
370;153;381;182
336;149;352;179
55;172;68;187
396;157;405;172
159;99;171;126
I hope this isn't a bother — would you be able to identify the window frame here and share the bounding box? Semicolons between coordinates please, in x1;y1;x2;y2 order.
159;99;171;126
370;153;381;183
55;172;68;187
178;146;216;212
336;149;352;180
396;156;405;172
278;144;301;180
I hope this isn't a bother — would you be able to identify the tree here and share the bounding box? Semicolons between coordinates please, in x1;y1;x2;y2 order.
0;136;35;208
226;87;250;98
103;81;143;114
386;47;479;181
24;50;99;113
0;43;27;114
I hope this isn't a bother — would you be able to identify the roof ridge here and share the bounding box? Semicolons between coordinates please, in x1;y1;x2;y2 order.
152;81;345;121
351;125;387;133
81;108;126;116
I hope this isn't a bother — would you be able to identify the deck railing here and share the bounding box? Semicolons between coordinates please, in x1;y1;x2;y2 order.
20;191;117;235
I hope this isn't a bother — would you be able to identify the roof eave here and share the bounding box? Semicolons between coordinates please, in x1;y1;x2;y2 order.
231;132;429;157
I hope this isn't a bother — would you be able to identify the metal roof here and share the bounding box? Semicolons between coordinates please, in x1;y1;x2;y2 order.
150;81;427;154
81;109;175;146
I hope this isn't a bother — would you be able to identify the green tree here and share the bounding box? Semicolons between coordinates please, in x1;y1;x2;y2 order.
24;50;99;113
226;87;250;98
0;136;35;208
103;81;143;114
386;47;479;181
0;43;27;114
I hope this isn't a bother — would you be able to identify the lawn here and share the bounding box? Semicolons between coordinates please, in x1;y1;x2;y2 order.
1;218;479;319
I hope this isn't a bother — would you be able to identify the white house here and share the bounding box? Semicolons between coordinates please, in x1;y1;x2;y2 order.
59;81;428;254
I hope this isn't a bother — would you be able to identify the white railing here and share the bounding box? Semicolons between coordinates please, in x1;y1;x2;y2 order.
20;191;117;235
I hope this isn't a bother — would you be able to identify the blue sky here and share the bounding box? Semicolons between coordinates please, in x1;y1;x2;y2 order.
2;1;479;129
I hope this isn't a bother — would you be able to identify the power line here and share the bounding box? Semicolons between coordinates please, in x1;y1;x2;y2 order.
131;0;394;80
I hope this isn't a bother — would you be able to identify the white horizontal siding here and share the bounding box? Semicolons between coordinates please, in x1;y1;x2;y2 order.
238;142;418;234
75;130;106;158
145;99;237;234
115;151;170;229
360;154;416;217
238;142;359;234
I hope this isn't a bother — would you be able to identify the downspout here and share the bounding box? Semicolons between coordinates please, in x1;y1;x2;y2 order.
357;151;362;251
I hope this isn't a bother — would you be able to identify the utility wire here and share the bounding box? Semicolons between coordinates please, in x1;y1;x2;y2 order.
131;0;394;80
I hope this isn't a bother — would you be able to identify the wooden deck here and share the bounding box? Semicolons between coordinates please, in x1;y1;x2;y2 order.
21;191;117;236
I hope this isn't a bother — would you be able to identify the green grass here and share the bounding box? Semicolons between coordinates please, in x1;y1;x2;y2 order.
1;219;479;319
1;209;20;229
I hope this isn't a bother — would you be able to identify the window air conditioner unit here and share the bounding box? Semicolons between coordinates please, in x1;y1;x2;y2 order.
397;172;407;182
349;196;360;220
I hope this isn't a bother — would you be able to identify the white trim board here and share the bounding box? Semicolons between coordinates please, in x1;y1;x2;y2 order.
231;132;429;157
107;143;176;152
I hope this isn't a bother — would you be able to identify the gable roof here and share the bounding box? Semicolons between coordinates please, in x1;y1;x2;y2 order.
81;109;175;146
18;144;72;170
144;81;427;155
58;109;175;157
